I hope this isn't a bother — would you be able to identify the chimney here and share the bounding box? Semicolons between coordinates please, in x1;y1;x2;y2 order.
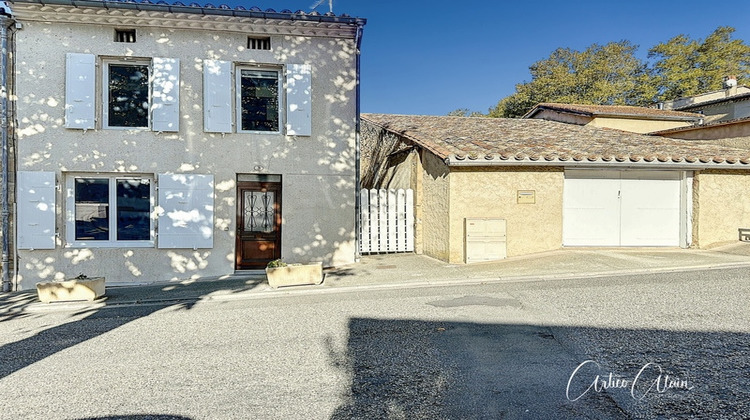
724;75;738;97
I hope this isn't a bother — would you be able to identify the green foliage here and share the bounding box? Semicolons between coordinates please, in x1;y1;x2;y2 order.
649;26;750;101
489;26;750;118
266;259;287;268
447;108;485;117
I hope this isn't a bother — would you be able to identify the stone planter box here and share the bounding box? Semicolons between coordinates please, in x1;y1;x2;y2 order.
265;262;323;288
36;277;105;303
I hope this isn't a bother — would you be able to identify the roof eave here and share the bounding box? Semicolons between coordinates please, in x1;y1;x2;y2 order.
594;113;700;122
447;156;750;170
10;0;367;25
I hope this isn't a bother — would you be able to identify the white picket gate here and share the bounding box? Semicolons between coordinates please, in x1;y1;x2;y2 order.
359;188;414;253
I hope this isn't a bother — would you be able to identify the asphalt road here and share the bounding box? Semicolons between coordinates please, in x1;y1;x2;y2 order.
0;266;747;419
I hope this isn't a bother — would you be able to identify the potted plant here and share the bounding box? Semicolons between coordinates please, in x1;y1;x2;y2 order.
265;259;324;288
36;274;106;303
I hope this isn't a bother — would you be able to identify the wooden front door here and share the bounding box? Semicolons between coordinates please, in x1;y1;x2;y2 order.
236;179;282;269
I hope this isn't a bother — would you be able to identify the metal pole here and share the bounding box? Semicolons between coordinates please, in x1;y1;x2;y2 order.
0;8;13;292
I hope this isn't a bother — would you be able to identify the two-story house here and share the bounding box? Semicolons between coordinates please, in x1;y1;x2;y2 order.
2;0;365;290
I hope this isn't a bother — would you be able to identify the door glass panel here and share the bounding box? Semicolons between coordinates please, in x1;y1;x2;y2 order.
244;191;275;233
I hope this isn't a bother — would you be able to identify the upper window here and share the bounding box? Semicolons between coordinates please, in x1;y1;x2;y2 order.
67;175;154;247
202;60;310;135
64;53;180;132
247;36;271;50
237;68;280;133
104;61;150;129
115;29;137;43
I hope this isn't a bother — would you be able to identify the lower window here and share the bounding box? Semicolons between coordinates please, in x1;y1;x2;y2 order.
67;175;154;247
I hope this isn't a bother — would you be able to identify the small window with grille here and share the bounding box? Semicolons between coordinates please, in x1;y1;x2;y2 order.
248;36;271;50
115;29;136;43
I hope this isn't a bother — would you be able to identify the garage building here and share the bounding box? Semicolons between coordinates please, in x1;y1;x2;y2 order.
361;113;750;263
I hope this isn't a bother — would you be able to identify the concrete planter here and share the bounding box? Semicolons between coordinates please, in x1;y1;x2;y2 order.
265;262;323;288
36;277;105;303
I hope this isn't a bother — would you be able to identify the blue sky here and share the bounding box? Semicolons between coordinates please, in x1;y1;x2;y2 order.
223;0;750;116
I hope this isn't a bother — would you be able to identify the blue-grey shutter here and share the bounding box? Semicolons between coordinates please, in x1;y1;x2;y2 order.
152;57;180;132
285;63;312;136
157;174;214;249
203;60;232;133
65;53;96;130
17;171;56;250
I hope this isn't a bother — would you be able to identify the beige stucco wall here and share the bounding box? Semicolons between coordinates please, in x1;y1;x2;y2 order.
378;151;417;190
587;117;693;134
420;151;451;261
12;16;358;289
360;119;415;189
532;109;592;126
447;167;564;263
658;122;750;141
662;87;750;109
692;170;750;248
531;110;694;134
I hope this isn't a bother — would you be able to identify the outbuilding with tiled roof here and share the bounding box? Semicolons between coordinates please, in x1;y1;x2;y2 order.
362;113;750;263
523;102;703;134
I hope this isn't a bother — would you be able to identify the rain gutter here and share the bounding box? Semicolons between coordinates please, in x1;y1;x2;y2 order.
446;157;750;171
13;0;362;24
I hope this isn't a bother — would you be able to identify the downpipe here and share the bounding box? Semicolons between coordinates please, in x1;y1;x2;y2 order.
353;19;365;263
0;7;14;292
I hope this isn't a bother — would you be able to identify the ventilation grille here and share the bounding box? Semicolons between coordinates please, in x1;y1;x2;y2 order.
115;29;136;43
248;36;271;50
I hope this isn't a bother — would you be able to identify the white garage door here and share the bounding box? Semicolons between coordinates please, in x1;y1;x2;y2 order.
563;170;682;247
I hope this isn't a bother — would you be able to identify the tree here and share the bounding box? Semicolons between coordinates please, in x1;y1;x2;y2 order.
447;108;484;117
488;26;750;118
489;41;647;118
648;26;750;101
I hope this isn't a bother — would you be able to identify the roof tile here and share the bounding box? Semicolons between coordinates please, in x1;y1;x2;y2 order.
362;113;750;167
529;103;702;119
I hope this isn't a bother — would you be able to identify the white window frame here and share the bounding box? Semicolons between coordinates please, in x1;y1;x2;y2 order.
65;174;155;248
102;59;152;130
235;66;284;134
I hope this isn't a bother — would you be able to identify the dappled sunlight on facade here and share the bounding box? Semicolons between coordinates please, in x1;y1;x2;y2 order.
7;1;365;289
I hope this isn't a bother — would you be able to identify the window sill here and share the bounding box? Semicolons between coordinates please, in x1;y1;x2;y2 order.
65;241;155;248
102;126;151;131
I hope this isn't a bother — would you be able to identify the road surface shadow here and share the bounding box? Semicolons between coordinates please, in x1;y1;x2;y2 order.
330;318;748;419
0;276;264;380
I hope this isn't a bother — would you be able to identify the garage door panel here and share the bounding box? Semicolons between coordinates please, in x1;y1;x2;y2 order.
563;177;620;246
564;170;682;247
620;177;680;246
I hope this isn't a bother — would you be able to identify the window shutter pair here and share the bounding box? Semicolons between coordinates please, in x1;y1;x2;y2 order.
202;60;312;136
64;53;181;132
16;171;214;250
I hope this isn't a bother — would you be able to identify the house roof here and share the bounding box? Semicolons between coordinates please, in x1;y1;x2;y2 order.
673;91;750;111
651;115;750;136
8;0;366;25
362;113;750;168
523;103;702;121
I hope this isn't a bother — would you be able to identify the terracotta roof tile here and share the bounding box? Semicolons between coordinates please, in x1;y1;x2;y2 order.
527;103;702;120
362;113;750;167
651;115;750;136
